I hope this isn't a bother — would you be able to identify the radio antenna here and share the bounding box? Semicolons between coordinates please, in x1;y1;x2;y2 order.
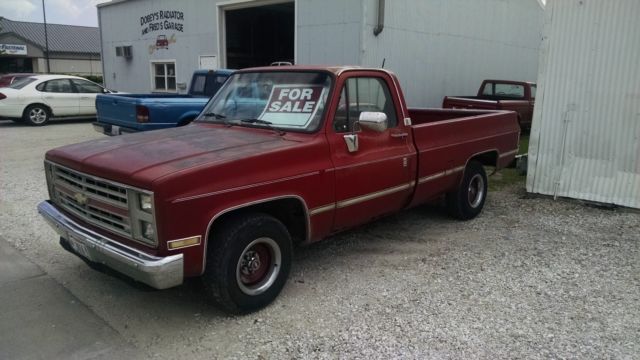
381;58;386;69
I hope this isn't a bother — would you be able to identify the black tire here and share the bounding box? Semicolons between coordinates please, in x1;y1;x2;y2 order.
177;117;195;127
446;160;488;220
23;104;50;126
203;213;292;314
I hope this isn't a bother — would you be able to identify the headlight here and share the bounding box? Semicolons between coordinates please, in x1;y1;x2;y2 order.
139;193;153;212
129;190;157;246
141;221;155;240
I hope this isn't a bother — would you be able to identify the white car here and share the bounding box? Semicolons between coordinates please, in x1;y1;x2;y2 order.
0;74;114;126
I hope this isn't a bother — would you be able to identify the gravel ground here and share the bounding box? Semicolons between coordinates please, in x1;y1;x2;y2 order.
1;120;639;359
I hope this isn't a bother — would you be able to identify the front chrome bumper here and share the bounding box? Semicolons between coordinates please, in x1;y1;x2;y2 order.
38;201;183;289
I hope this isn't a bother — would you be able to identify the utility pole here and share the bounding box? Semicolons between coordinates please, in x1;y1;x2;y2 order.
42;0;51;73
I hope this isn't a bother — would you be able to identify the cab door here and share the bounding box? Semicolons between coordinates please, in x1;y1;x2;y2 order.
327;72;415;231
71;79;105;115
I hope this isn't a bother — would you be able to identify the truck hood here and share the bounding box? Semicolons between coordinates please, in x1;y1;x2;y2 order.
46;123;298;188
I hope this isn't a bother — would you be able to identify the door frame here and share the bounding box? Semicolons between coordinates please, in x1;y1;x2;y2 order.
324;70;416;231
216;0;297;68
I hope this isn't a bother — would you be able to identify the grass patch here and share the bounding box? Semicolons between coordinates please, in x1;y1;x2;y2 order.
519;134;529;155
488;168;524;191
488;134;529;191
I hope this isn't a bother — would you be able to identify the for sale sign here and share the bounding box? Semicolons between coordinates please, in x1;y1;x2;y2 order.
258;85;325;127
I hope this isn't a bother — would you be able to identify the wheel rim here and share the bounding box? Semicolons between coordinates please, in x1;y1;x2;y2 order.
236;237;281;296
467;174;485;208
29;108;47;124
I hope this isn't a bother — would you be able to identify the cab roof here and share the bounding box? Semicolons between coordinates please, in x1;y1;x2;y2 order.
193;69;235;76
236;65;395;76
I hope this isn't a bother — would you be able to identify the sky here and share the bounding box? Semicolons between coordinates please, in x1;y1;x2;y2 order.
0;0;110;27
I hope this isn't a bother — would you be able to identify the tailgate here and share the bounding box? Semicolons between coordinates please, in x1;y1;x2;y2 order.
96;94;140;129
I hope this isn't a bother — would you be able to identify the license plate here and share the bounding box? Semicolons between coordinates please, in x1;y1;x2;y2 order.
68;235;93;261
110;125;120;136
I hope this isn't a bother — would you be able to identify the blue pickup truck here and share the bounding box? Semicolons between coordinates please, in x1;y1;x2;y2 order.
93;69;233;135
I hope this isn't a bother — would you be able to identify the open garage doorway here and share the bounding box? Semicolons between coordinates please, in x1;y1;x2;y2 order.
222;1;294;69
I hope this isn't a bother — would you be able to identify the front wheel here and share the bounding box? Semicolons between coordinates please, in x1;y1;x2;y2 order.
446;160;488;220
23;104;50;126
203;213;292;313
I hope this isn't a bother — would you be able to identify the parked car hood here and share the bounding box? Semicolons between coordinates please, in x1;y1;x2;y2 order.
45;123;300;188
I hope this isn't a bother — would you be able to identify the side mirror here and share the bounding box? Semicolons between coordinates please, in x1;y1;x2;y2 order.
358;111;388;132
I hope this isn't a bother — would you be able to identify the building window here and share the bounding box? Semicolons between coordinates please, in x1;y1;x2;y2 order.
152;62;176;92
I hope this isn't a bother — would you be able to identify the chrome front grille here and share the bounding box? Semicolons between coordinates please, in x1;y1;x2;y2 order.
54;166;128;206
48;163;132;238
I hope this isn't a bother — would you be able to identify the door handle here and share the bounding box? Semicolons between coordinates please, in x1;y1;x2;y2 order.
390;132;408;139
44;96;54;99
81;97;91;100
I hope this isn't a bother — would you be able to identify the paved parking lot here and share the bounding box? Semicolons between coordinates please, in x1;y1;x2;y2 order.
0;120;638;359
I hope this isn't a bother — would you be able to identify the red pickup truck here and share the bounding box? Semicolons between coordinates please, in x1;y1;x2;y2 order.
38;66;519;313
443;80;536;130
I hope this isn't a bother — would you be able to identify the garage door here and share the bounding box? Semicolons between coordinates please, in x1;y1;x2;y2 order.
224;2;294;69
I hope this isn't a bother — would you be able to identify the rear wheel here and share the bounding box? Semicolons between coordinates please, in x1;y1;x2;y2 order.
23;104;50;126
203;213;292;313
446;160;488;220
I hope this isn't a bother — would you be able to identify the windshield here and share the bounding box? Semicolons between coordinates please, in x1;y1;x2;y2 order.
197;71;332;132
9;77;36;89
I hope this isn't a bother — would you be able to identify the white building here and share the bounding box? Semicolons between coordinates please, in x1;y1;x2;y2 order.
527;0;640;209
98;0;544;106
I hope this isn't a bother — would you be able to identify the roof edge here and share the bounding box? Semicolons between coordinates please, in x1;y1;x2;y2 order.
0;16;99;29
0;31;44;51
97;0;130;9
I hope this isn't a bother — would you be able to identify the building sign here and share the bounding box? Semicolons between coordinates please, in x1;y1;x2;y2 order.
140;10;185;36
259;85;325;127
0;44;28;56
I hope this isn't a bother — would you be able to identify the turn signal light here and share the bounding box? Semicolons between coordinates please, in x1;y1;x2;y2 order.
136;105;149;123
0;93;6;100
167;236;201;250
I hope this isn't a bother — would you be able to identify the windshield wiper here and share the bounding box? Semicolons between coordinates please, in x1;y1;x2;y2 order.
240;118;286;135
201;112;237;127
201;112;226;119
241;118;271;125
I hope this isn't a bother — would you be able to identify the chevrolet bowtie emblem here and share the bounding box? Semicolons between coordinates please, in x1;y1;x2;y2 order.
74;192;88;205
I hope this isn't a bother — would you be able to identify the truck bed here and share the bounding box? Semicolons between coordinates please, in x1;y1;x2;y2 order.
442;96;533;129
408;108;520;205
106;94;198;99
95;93;208;133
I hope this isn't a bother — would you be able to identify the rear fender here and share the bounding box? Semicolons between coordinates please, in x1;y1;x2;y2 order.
460;149;499;182
24;103;52;117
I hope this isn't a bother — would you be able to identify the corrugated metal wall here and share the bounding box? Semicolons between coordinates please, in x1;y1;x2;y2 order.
296;0;363;65
527;0;640;208
360;0;544;107
99;0;543;98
